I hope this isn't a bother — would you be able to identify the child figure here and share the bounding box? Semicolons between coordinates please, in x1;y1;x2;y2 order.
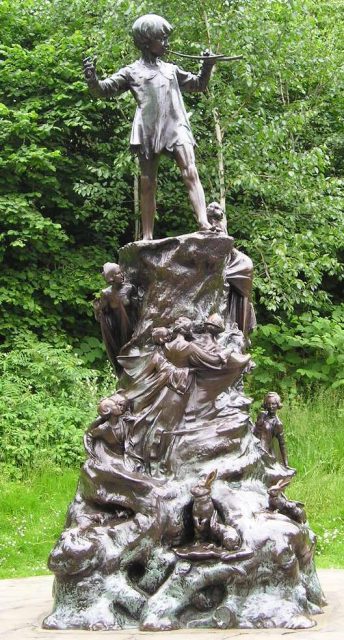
84;393;129;459
254;392;289;467
83;14;217;240
93;262;139;373
84;393;144;473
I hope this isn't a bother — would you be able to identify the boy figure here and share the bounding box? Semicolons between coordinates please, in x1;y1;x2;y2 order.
83;14;216;240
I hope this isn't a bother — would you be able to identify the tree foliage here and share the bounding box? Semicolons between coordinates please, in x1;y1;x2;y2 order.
0;0;343;393
249;305;344;401
0;332;107;473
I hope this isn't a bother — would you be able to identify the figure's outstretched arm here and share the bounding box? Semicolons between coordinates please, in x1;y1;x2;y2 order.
176;52;217;93
188;341;224;367
83;56;130;99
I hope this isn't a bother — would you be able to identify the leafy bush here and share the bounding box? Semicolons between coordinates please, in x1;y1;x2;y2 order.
0;332;115;475
248;305;344;400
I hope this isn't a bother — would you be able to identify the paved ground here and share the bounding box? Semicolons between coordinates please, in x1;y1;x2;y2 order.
0;569;343;639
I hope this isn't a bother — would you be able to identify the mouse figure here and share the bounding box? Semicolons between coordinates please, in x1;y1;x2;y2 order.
191;471;241;551
206;201;228;234
268;479;306;524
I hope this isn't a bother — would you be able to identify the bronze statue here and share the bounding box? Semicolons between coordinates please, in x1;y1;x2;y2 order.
197;313;226;350
268;479;306;524
164;315;250;373
206;201;228;233
254;392;289;467
84;14;217;240
118;325;193;472
45;17;324;629
94;262;140;373
84;392;145;473
205;202;256;337
84;393;128;459
191;471;241;551
45;233;324;631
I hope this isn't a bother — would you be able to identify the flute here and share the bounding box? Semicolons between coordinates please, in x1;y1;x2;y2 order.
166;49;243;62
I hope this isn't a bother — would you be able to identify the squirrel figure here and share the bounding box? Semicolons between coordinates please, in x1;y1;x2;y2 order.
191;471;241;551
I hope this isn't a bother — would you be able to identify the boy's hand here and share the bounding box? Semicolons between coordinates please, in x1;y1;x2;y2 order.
83;56;97;81
201;49;217;67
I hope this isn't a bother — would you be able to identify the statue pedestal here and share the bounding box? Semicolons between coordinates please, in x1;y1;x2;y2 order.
44;233;325;631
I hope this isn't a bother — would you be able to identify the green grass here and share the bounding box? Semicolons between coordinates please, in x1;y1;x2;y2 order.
0;466;79;578
287;473;344;568
281;389;344;568
0;391;343;578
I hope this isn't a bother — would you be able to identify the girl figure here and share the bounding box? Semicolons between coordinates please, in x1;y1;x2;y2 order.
84;392;144;473
83;14;217;240
93;262;138;373
117;326;192;473
84;393;127;458
254;392;289;467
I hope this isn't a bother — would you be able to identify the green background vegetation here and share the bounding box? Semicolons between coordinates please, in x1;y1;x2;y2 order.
0;0;343;575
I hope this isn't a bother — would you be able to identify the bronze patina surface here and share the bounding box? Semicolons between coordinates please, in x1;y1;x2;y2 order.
44;232;324;631
83;14;216;240
44;14;324;632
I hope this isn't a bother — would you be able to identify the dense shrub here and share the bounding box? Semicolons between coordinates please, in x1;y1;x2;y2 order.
249;305;344;400
0;333;115;475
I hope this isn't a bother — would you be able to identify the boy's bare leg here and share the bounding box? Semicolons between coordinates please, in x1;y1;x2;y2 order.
173;144;211;231
139;154;160;240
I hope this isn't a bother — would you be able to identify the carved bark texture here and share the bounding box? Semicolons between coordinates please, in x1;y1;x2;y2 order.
44;233;325;631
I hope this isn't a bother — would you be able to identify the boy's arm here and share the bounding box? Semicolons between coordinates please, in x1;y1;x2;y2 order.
176;55;216;93
83;56;130;98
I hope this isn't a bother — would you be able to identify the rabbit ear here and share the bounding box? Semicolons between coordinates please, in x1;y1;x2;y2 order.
205;470;217;488
278;478;291;489
270;478;290;492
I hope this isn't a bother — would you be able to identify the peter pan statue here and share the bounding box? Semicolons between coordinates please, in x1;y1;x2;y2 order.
83;14;217;240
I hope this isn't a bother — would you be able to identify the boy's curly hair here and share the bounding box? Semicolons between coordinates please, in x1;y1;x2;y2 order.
132;14;173;51
263;391;282;410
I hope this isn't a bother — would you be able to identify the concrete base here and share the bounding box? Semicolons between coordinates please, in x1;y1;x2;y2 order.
0;570;343;639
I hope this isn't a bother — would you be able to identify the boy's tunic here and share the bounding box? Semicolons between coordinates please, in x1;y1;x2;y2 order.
88;58;211;158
